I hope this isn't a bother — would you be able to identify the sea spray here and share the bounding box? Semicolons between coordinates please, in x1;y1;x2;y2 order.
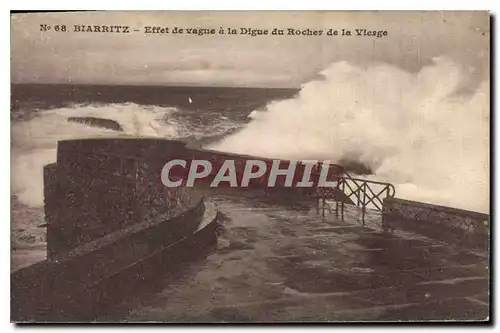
210;57;489;213
11;102;180;207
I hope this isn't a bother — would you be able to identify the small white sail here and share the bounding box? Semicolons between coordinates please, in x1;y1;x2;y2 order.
188;97;193;104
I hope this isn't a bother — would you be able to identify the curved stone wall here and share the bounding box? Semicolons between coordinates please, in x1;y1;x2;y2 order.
11;198;211;321
45;138;197;258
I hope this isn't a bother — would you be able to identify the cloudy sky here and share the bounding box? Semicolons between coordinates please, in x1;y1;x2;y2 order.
11;11;489;88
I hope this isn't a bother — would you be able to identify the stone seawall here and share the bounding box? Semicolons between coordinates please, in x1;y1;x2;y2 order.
382;197;489;250
11;198;212;321
42;137;344;260
45;139;195;257
15;138;254;320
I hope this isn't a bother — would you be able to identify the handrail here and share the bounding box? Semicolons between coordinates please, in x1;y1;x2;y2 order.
317;172;396;224
344;171;396;190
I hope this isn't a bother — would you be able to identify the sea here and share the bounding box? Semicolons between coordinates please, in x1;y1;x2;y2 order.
10;60;490;319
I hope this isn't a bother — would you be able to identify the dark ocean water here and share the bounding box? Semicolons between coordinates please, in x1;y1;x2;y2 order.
11;84;296;132
10;84;297;270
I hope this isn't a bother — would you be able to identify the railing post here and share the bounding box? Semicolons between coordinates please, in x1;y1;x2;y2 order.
335;182;339;219
357;182;361;206
361;182;366;225
341;180;345;220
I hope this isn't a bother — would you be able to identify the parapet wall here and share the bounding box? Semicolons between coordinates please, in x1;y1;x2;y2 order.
382;197;489;250
12;197;207;321
45;139;196;258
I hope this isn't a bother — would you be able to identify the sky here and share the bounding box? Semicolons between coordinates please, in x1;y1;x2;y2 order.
10;11;490;88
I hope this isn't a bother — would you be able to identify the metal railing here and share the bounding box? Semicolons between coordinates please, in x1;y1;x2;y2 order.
317;171;396;224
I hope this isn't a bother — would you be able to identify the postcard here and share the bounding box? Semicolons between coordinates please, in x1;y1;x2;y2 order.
10;11;490;322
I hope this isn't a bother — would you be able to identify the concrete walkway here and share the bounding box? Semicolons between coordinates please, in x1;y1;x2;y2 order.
114;195;489;322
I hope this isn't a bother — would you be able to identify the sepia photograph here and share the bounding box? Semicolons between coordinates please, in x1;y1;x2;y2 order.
10;10;490;322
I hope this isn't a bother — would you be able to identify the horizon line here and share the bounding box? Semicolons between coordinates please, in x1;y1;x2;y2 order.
10;82;300;90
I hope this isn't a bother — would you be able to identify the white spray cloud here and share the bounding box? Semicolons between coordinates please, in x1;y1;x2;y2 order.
210;57;489;213
11;103;180;207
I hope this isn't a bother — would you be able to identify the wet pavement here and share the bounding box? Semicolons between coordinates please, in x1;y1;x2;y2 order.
104;195;489;322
